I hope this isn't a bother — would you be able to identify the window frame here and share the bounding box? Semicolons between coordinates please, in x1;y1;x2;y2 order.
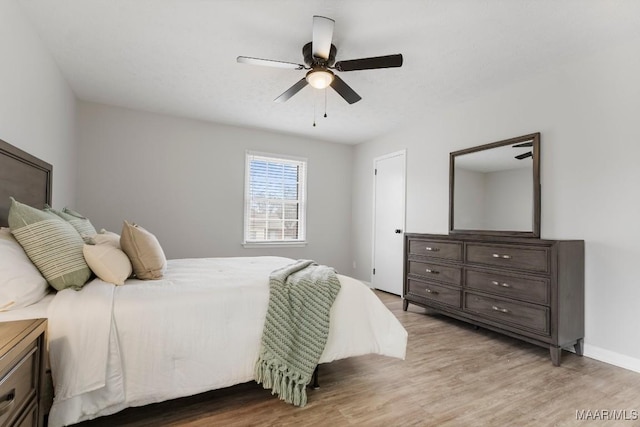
243;150;308;248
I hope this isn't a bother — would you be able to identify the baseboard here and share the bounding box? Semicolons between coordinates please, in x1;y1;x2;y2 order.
584;344;640;374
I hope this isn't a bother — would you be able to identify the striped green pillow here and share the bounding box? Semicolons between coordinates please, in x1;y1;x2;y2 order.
9;198;91;291
44;205;97;238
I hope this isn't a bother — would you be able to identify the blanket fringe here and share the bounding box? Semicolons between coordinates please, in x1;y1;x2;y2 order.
254;360;309;407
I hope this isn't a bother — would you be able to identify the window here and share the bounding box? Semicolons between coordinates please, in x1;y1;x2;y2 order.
244;151;307;246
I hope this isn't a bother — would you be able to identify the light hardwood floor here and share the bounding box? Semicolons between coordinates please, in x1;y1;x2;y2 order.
76;291;640;426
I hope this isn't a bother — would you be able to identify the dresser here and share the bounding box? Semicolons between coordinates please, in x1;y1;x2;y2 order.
403;233;584;366
0;319;47;427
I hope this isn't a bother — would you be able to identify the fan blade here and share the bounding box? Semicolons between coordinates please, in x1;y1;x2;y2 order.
237;56;304;70
274;78;308;103
335;54;403;72
515;151;533;160
513;141;533;148
330;75;362;104
312;15;335;60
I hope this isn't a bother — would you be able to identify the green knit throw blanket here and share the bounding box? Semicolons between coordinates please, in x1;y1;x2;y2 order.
254;259;341;407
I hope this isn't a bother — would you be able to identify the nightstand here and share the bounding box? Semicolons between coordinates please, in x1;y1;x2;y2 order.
0;319;47;427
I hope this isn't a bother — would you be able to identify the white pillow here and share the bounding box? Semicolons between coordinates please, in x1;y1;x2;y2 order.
85;229;121;248
83;243;132;286
0;228;50;311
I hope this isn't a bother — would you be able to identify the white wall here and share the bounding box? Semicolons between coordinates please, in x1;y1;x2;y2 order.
454;168;486;229
352;42;640;371
0;0;77;208
483;168;532;231
76;102;353;273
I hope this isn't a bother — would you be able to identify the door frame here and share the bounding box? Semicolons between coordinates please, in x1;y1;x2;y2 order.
371;149;407;289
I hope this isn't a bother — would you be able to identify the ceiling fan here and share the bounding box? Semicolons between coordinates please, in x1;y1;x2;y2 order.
237;15;403;104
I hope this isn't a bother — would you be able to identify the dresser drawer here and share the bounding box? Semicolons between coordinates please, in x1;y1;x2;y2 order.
408;261;462;286
464;292;549;334
409;239;462;261
0;342;38;426
466;244;549;273
465;269;549;305
408;279;461;308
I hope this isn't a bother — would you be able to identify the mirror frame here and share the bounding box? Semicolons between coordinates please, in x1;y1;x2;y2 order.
449;132;541;238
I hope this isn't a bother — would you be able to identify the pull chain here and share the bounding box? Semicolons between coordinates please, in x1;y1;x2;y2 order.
312;89;329;127
312;91;317;127
324;88;328;118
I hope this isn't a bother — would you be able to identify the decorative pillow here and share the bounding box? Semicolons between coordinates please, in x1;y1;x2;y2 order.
9;198;91;291
44;204;97;238
120;221;167;280
83;244;132;286
0;228;49;310
85;229;121;248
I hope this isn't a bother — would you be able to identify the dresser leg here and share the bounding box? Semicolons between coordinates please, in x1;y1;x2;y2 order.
574;338;584;356
403;299;409;311
550;346;562;366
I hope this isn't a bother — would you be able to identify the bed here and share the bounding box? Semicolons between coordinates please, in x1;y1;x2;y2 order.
0;138;407;426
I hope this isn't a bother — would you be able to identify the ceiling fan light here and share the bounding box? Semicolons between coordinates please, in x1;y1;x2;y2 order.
306;69;334;89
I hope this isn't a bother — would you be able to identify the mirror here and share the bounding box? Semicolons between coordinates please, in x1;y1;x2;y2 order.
449;133;540;237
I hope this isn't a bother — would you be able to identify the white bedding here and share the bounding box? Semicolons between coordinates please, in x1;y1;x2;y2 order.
7;256;408;426
0;292;55;321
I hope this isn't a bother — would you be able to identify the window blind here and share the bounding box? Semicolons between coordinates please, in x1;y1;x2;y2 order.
244;152;307;243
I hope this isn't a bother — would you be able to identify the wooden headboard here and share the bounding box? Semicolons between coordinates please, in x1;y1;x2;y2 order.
0;138;52;227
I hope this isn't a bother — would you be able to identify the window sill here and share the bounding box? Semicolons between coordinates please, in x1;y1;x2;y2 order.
242;241;308;249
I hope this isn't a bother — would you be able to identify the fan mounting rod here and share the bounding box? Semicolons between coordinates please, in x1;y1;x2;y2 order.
303;42;337;67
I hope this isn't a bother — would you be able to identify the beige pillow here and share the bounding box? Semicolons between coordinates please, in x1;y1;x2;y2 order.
83;244;132;286
120;221;166;280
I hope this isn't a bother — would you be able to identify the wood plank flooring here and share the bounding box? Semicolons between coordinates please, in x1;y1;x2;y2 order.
76;291;640;426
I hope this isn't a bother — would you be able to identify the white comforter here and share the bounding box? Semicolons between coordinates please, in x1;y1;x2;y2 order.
46;257;407;426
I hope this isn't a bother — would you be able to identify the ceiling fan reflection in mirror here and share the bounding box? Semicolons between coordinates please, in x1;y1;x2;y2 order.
237;16;403;106
513;140;533;160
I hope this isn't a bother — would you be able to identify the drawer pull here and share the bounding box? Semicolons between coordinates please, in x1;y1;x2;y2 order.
424;288;439;295
491;280;511;288
425;268;439;274
0;389;15;416
492;253;512;259
491;305;510;314
425;247;440;252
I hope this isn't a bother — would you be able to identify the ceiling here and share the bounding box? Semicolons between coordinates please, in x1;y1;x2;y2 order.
16;0;640;145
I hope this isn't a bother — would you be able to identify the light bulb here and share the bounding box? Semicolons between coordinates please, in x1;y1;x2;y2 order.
306;70;334;89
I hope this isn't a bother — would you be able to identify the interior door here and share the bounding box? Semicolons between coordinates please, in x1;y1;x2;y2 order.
372;150;406;295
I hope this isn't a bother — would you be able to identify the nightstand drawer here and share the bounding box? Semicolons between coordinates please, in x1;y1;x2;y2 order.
0;342;38;426
14;400;37;427
0;319;46;427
